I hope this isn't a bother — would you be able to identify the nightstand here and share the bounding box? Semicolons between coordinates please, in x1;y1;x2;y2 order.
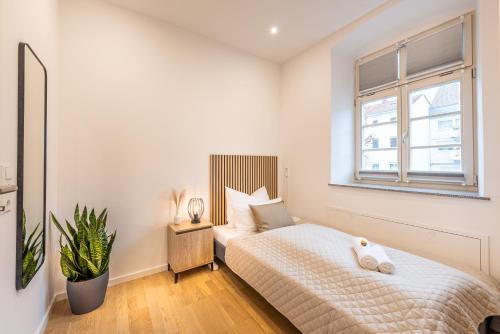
167;220;214;283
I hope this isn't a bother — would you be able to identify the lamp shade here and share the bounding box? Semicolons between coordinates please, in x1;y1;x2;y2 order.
187;198;204;224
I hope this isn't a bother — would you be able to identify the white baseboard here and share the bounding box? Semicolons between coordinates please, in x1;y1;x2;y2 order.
54;263;168;302
108;263;168;287
35;293;57;334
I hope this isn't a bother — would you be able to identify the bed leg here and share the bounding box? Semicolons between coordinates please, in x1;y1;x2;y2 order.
174;273;179;283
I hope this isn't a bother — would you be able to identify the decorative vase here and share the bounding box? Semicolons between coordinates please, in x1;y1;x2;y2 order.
174;216;182;225
66;270;109;315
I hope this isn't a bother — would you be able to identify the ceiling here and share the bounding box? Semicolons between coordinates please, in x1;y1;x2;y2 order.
103;0;386;63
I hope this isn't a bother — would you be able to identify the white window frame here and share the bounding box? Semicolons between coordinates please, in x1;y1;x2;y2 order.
354;12;476;191
401;68;474;186
355;87;401;182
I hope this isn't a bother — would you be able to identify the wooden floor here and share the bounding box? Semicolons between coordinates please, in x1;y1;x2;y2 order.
45;263;300;334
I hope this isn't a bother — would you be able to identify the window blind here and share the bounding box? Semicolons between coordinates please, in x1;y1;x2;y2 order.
406;23;464;77
358;50;398;93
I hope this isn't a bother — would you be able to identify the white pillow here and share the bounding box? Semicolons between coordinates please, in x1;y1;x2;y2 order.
251;186;270;201
226;186;269;228
226;187;280;232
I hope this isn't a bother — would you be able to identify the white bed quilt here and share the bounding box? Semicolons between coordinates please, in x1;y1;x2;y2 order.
225;224;500;334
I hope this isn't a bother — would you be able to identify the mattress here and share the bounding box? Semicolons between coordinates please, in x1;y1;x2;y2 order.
213;217;303;247
213;225;256;247
225;223;500;334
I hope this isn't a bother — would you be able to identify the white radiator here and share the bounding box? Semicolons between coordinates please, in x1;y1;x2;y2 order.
327;206;490;274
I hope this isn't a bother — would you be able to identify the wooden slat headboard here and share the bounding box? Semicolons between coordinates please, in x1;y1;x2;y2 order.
210;154;278;226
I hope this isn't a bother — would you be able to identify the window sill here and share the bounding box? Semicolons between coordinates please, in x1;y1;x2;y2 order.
329;182;489;200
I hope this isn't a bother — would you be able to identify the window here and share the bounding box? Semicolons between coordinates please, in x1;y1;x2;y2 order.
355;13;475;189
408;80;462;173
359;93;399;173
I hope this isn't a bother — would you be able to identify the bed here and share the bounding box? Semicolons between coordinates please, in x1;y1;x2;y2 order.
209;154;500;333
225;223;500;334
214;218;302;263
213;225;256;262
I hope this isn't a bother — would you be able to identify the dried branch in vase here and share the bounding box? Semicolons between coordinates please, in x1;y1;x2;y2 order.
171;189;186;218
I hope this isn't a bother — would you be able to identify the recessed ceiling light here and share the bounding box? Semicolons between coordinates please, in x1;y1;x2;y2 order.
269;26;279;35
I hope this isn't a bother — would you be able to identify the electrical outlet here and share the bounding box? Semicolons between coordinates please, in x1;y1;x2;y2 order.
284;167;289;178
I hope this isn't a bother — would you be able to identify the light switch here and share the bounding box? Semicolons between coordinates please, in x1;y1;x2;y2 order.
0;165;13;183
4;167;13;181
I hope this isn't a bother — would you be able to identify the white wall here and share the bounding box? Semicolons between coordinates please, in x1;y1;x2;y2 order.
56;0;281;293
281;0;500;280
0;0;59;333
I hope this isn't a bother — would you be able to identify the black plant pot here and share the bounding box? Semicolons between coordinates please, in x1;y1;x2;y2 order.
66;271;109;315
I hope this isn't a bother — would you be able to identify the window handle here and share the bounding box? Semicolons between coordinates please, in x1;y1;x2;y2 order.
402;131;409;144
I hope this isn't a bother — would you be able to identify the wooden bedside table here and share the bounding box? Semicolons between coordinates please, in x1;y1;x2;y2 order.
167;220;214;283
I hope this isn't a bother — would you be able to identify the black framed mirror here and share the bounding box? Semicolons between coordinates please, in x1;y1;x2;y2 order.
16;42;47;290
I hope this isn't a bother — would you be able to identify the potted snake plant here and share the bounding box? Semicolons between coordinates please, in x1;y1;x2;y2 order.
50;204;116;314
